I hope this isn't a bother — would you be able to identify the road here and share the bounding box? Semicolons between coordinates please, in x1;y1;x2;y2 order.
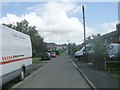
12;53;90;88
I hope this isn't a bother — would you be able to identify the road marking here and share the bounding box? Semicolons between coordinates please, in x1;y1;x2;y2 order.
69;56;97;90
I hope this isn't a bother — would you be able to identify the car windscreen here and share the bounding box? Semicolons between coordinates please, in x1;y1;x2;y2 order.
51;52;55;54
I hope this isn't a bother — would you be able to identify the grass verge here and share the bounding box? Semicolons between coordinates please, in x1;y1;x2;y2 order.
32;57;41;64
26;57;42;75
111;73;120;79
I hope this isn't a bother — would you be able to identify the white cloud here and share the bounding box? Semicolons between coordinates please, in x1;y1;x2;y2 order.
100;22;117;33
89;21;117;37
1;14;22;24
1;2;117;45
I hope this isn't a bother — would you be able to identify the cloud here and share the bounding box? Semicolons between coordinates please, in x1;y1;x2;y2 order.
1;14;22;24
1;2;117;45
89;21;117;36
100;22;117;33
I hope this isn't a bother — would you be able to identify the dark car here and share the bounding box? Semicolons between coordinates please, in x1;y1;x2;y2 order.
54;50;60;55
41;52;51;60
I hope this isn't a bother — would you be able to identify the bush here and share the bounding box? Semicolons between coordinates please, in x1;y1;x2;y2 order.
92;54;106;70
90;34;109;70
53;50;60;55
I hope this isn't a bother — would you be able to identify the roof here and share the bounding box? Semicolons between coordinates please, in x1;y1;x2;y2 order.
102;30;119;39
46;43;57;47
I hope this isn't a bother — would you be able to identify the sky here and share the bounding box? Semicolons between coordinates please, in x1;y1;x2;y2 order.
0;0;118;45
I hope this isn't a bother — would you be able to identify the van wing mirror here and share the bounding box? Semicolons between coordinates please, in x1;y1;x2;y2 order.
83;51;85;54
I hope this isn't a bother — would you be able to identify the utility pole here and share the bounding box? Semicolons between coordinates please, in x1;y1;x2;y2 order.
67;40;69;54
82;5;86;60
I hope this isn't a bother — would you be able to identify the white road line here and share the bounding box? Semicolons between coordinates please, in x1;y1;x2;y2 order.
69;56;97;90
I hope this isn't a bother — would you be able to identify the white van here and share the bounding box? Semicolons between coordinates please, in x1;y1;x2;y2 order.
0;25;32;86
108;43;120;58
75;47;85;57
75;45;92;60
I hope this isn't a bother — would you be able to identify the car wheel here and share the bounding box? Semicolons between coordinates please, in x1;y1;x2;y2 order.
19;69;25;81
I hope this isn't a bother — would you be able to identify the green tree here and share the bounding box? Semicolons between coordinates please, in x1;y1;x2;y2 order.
3;23;15;29
91;34;108;54
91;34;109;70
15;20;29;33
68;43;77;55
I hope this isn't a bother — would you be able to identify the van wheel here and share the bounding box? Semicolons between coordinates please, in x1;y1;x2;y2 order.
19;69;25;81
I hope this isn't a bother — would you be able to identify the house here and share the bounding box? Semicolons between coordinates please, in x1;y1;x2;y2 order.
56;45;63;50
77;24;120;53
46;43;57;51
61;44;67;50
101;23;120;44
102;30;120;44
56;44;67;50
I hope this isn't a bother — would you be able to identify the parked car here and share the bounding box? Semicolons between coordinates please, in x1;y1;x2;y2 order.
108;43;120;59
54;50;60;55
50;52;56;58
41;52;51;60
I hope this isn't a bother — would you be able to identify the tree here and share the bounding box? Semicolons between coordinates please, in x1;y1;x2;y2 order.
90;34;109;70
91;34;108;54
68;43;77;55
3;23;15;29
15;20;29;33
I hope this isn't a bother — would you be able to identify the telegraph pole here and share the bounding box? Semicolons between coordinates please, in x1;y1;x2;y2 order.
67;40;69;54
82;5;86;60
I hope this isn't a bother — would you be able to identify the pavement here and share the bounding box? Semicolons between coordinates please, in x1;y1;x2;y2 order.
11;53;90;88
71;56;120;89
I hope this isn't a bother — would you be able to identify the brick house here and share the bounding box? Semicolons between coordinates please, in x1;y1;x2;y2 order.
102;30;120;44
46;43;57;51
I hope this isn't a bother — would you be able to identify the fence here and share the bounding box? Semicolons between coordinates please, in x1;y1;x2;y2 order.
106;61;120;72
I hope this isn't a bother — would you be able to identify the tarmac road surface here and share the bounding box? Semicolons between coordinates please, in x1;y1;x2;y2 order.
12;53;90;88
